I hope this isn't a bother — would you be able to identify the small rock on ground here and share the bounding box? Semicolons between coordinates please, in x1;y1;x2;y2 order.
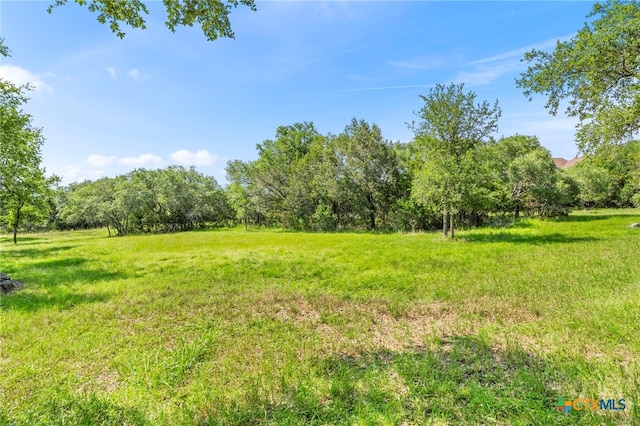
0;274;22;295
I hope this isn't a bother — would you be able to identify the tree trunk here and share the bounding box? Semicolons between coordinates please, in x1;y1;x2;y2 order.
442;211;449;238
12;203;24;245
449;213;455;240
515;203;520;219
367;194;376;230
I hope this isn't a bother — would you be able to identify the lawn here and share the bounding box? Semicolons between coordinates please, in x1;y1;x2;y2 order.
1;210;639;425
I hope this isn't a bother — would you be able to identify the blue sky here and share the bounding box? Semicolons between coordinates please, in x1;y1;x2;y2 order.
1;1;594;185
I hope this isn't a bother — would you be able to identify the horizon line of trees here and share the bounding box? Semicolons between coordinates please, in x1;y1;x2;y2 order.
50;166;234;235
3;75;640;242
5;112;639;240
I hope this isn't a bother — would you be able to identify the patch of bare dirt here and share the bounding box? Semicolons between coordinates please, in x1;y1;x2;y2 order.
248;292;479;356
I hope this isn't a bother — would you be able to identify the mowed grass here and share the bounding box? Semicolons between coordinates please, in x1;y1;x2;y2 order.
1;210;639;425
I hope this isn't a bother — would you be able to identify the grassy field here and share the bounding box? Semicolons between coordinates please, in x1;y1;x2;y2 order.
1;209;639;425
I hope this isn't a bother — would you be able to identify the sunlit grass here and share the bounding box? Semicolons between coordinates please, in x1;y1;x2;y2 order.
1;210;639;424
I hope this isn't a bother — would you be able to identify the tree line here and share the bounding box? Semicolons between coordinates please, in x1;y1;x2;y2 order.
5;84;639;241
53;166;234;235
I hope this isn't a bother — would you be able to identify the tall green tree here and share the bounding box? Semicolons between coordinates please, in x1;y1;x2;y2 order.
567;162;615;208
58;167;231;235
0;45;55;244
506;148;569;216
565;141;640;208
517;1;640;152
590;141;640;206
47;0;256;40
243;122;326;228
225;159;259;229
332;118;402;230
487;135;544;217
410;83;501;239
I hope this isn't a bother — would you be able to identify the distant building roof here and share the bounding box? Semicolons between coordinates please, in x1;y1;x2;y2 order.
553;158;568;169
553;156;583;169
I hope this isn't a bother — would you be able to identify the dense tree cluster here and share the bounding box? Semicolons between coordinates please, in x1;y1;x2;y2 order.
3;81;639;241
50;167;233;235
226;119;410;232
566;141;640;208
13;119;634;240
222;87;588;237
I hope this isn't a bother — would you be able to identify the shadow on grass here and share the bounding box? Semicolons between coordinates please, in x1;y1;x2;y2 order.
7;257;128;287
485;218;535;229
205;336;629;425
0;289;111;312
1;257;128;312
0;245;76;259
0;236;47;244
552;214;616;223
0;392;148;426
463;232;598;244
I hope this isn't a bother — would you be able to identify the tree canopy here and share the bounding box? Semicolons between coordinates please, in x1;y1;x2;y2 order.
517;0;640;152
47;0;256;40
57;167;232;235
0;45;55;244
410;83;501;238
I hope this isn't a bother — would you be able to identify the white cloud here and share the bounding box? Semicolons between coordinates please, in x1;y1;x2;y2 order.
119;154;163;168
0;65;53;93
453;62;521;86
62;165;106;183
106;67;117;79
453;34;575;87
313;1;359;19
127;68;141;81
170;149;221;167
388;54;463;71
348;84;435;92
470;34;573;66
87;154;117;167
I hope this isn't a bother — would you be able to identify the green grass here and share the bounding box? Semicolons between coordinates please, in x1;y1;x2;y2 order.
1;209;639;425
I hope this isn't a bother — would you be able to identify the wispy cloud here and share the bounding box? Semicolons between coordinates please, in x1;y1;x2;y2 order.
313;1;359;19
470;34;573;65
453;62;521;86
0;65;53;93
348;83;435;92
87;154;117;168
106;67;117;79
170;149;222;167
388;54;463;71
62;165;106;183
452;34;574;87
119;154;163;168
240;31;414;86
127;68;142;81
